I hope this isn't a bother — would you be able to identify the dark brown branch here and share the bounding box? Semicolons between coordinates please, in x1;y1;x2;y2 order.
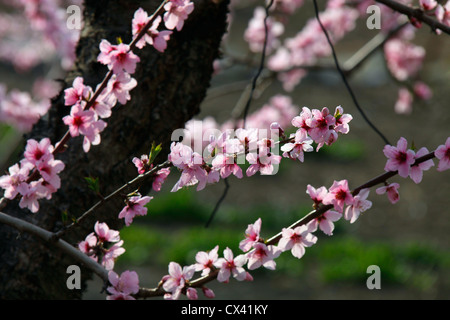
375;0;450;35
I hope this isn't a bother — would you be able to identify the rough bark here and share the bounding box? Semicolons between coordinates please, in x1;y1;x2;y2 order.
0;0;229;299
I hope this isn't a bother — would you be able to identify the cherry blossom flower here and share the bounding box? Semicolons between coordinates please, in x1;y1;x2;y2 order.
420;0;438;11
195;245;219;276
36;159;65;191
78;232;98;259
186;287;198;300
246;243;282;270
163;0;194;31
307;210;342;235
344;188;372;224
435;137;450;172
0;163;31;199
239;218;262;252
383;137;415;178
97;41;140;75
394;88;413;115
278;225;317;259
132;154;151;174
107;270;139;300
281;129;313;162
244;6;284;54
23;138;54;167
105;72;137;105
322;179;354;213
152;168;171;192
306;184;328;208
162;262;196;300
213;247;248;283
17;181;41;213
413;81;432;100
384;39;425;81
376;182;400;204
307;107;336;149
409;147;434;183
64;76;92;106
246;151;281;176
202;287;215;299
94;221;121;243
333;106;353;134
119;195;153;226
211;153;243;179
102;240;126;271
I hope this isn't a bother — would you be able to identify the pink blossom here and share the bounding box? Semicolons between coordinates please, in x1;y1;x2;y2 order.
239;218;262;252
409;147;434;183
195;245;219;276
291;106;313;133
333;106;352;134
98;41;140;75
163;0;194;31
82;118;107;153
306;184;328;207
152;168;171;192
322;179;354;213
17;181;41;213
307;107;336;148
106;72;137;105
23;137;53;165
435;137;450;171
307;210;342;235
244;6;284;54
213;247;248;283
36;159;65;191
344;188;372;224
64;77;92;106
0;163;31;199
118;195;153;226
383;137;415;178
246;243;281;270
278;225;317;259
281;129;313;162
211;153;243;179
102;240;125;271
420;0;438;11
162;262;196;300
169;142;208;192
147;16;173;52
132;154;150;174
132;8;150;48
413;81;432;100
384;39;425;81
94;221;121;243
63;103;97;137
78;232;98;259
202;287;215;299
186;287;198;300
246;151;281;176
394;88;413;115
107;270;139;300
376;182;400;204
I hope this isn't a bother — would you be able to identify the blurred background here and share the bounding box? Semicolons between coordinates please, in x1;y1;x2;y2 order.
0;0;449;299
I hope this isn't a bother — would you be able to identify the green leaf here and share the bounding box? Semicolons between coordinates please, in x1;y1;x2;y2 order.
149;142;162;164
84;176;100;193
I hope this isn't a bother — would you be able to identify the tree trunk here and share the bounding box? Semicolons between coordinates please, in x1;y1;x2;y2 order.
0;0;229;299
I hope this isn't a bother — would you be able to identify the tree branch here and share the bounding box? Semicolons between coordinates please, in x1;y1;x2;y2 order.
375;0;450;35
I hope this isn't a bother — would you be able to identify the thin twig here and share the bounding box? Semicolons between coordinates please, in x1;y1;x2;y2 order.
205;178;230;228
54;160;172;240
312;0;391;146
242;0;275;129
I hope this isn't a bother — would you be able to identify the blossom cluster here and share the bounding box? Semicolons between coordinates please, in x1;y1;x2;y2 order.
0;138;64;213
0;1;195;213
163;105;352;194
78;221;125;271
